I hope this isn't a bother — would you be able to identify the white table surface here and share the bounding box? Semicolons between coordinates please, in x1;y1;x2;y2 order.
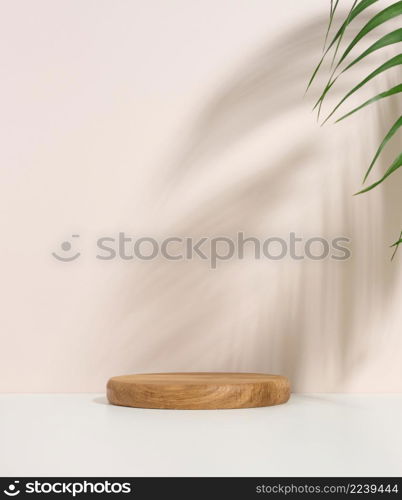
1;394;401;477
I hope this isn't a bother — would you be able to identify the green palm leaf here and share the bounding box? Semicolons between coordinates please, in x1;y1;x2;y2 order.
335;83;402;123
355;152;402;194
363;115;402;182
391;231;402;260
324;0;340;49
330;0;359;68
342;28;402;73
310;1;402;257
314;5;402;113
323;55;402;124
317;29;402;112
306;0;379;92
337;1;402;68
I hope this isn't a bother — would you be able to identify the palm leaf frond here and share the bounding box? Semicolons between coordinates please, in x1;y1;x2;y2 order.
324;56;402;124
306;0;379;92
355;152;402;194
335;83;402;123
315;2;402;116
342;28;402;73
310;1;402;257
363;115;402;182
337;1;402;68
324;0;341;49
391;231;402;260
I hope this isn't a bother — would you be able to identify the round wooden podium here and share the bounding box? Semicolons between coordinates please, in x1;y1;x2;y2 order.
107;372;290;410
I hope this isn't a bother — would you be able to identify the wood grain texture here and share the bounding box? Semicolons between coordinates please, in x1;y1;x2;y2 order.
107;372;290;409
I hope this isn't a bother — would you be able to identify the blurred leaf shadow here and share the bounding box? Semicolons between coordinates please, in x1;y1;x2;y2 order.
101;11;402;391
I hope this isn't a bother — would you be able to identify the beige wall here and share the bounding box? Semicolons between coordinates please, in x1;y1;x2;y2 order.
1;0;401;392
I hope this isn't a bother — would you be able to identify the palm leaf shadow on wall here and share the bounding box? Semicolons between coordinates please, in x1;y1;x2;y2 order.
102;11;402;391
